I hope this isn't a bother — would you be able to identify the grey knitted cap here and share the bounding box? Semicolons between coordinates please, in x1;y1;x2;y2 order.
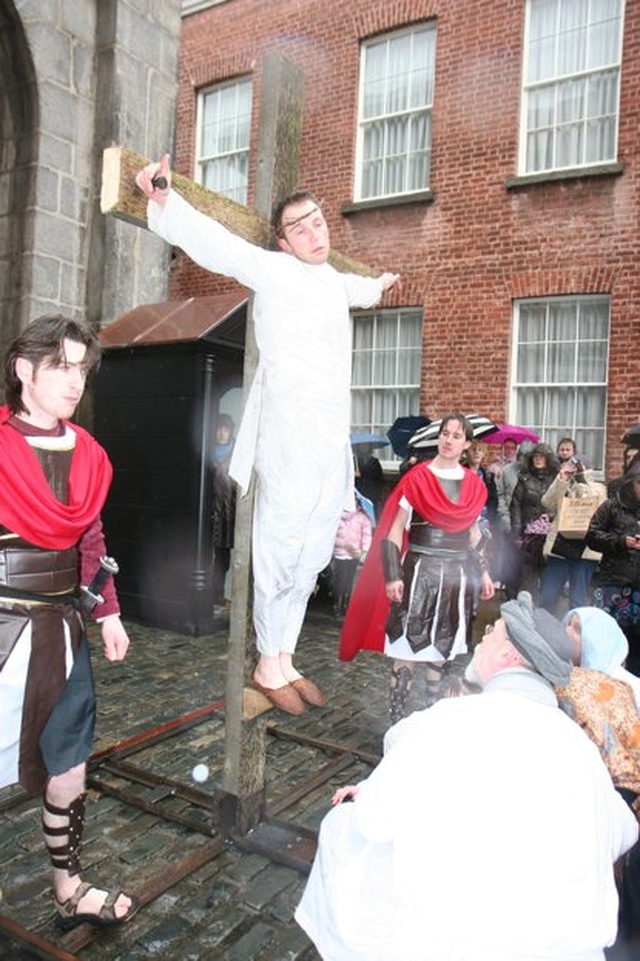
500;591;573;686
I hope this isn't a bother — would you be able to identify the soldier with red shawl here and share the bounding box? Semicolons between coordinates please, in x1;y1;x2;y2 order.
340;413;495;724
0;316;137;931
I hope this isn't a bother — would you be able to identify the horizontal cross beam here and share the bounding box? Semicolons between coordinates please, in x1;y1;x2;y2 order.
100;145;375;277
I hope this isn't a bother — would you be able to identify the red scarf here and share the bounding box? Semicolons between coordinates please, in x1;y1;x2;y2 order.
339;461;487;660
0;406;113;549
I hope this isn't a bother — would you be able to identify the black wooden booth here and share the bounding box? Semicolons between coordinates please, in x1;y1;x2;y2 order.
94;294;247;635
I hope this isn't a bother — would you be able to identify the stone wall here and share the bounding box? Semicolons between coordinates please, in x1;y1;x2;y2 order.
0;0;182;364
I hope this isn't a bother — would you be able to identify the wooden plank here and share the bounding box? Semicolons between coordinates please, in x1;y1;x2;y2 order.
267;723;381;767
89;698;225;764
100;144;375;276
100;145;269;243
0;915;81;961
243;685;274;719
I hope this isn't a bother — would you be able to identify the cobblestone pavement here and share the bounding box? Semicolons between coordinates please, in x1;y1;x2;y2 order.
0;596;410;961
2;593;632;961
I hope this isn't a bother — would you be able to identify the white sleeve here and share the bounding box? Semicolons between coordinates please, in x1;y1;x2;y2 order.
147;190;274;291
341;271;385;308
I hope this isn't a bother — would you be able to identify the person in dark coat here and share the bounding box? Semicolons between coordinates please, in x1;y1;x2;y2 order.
608;447;640;498
353;447;385;521
212;414;236;612
510;443;559;600
587;461;640;675
463;440;498;634
464;440;498;533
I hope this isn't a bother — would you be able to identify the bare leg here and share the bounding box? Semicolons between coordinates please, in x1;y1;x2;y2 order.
253;653;290;690
279;652;303;683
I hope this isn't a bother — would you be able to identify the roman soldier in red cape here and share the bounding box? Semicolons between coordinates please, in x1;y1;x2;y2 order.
340;413;495;724
0;315;138;931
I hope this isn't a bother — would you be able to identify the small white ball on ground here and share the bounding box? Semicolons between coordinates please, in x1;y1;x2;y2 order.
191;763;209;783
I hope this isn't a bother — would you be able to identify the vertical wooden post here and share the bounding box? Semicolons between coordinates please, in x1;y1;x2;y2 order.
222;54;304;831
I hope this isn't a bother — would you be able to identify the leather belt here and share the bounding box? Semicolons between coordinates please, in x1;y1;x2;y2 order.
409;523;469;552
0;586;79;607
0;545;78;594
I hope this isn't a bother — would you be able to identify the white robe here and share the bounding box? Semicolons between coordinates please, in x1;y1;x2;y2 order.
148;193;384;654
296;673;638;961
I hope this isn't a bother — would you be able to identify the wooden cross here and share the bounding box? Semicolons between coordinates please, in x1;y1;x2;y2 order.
100;162;374;278
101;54;374;833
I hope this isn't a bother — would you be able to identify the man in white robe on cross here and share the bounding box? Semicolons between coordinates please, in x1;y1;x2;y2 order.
136;155;399;714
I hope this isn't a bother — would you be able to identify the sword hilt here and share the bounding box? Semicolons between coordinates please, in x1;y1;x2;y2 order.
80;556;119;613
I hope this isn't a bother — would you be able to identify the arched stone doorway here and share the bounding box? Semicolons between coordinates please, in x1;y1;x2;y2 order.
0;0;36;361
0;0;181;401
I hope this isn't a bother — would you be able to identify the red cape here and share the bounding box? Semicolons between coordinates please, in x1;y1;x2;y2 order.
0;406;113;549
339;461;487;660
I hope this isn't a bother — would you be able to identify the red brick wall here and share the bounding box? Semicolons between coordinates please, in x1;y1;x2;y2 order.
171;0;640;478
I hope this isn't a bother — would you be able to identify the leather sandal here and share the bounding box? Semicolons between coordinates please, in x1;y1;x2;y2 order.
291;676;326;707
252;677;306;715
54;882;139;931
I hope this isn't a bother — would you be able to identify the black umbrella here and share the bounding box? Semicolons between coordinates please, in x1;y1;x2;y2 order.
622;424;640;447
408;413;498;450
387;415;431;457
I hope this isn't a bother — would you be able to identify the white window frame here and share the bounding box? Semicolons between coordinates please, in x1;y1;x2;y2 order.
195;76;252;204
511;295;610;472
519;0;625;176
354;24;436;202
182;1;229;17
350;307;423;466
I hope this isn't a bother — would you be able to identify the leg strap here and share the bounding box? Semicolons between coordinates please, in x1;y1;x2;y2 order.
424;663;445;708
389;664;413;726
42;792;86;876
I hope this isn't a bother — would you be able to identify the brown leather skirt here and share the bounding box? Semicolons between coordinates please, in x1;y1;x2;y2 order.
1;602;94;796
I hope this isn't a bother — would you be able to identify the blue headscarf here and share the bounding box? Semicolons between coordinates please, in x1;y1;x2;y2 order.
563;606;628;672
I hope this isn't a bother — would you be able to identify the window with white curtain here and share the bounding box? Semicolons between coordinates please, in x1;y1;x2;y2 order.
512;296;610;469
196;76;252;203
351;308;423;456
520;0;624;175
355;24;436;201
